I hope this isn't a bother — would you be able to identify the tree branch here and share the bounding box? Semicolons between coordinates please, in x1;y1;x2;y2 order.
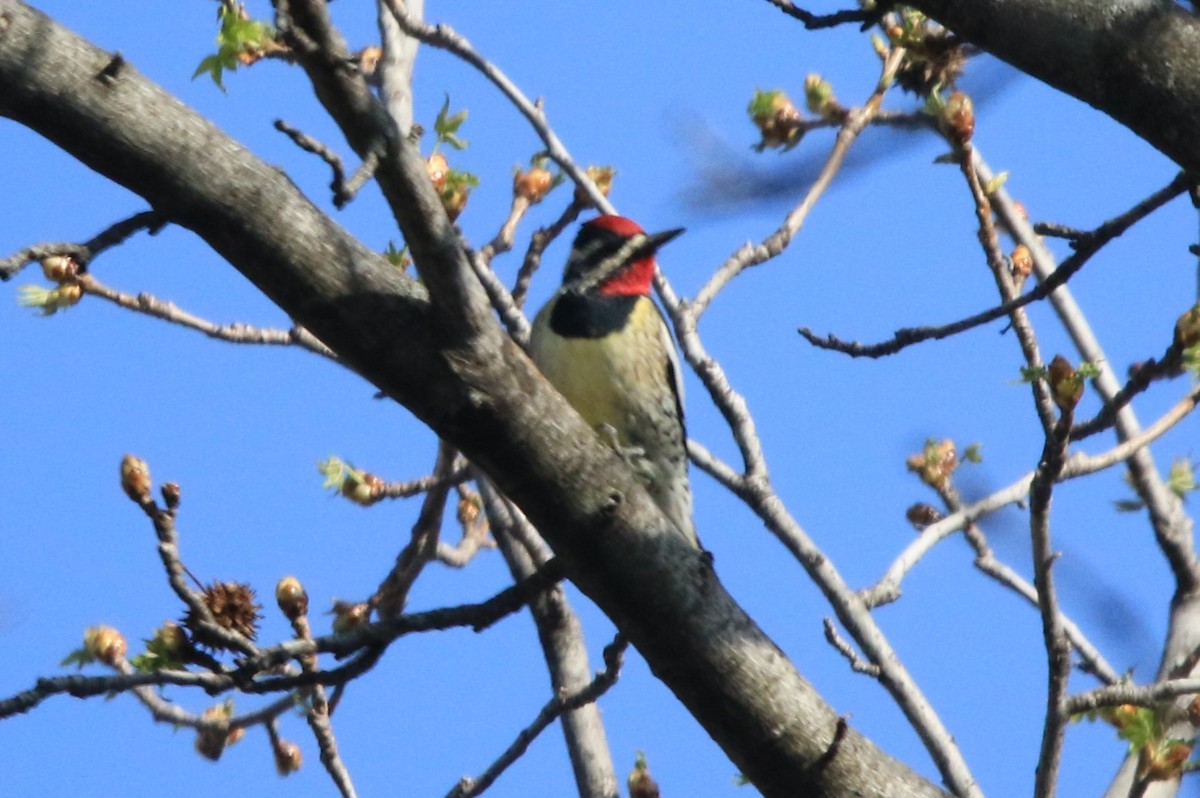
910;0;1200;174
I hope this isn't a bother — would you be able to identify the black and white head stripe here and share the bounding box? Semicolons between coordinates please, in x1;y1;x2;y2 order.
562;225;652;289
562;225;684;293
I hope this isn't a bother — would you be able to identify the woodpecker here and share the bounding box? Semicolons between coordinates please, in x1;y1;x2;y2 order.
529;215;699;549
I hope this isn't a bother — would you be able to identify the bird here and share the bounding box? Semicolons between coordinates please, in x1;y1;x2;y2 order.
529;215;699;549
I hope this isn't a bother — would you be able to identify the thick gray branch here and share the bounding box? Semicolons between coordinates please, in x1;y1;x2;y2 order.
910;0;1200;173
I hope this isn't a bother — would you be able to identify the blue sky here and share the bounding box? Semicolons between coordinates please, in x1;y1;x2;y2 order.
3;2;1198;796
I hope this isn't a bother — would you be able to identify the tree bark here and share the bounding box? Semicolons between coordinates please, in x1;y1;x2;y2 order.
0;2;945;796
911;0;1200;174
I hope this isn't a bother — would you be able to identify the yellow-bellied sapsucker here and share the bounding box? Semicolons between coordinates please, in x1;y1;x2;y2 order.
529;215;699;548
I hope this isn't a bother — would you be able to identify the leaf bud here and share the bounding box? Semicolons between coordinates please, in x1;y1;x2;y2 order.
275;576;309;622
120;454;153;504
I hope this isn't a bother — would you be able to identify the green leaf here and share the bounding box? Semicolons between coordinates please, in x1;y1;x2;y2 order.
192;54;230;91
434;94;470;150
746;89;786;119
1019;365;1046;383
983;171;1009;195
1183;343;1200;376
60;647;96;669
1167;458;1196;501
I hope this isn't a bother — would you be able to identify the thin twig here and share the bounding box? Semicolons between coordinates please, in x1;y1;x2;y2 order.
510;200;584;309
381;1;613;213
446;635;628;798
1065;677;1200;715
1064;383;1200;476
983;155;1200;601
690;50;904;319
483;476;619;797
476;476;555;565
469;247;531;345
1071;343;1186;441
286;591;358;798
1;567;563;721
822;619;881;676
274;118;380;208
798;172;1189;359
127;483;261;658
80;275;338;360
373;440;458;618
0;211;163;280
959;144;1058;434
381;466;469;500
763;0;876;29
968;528;1120;684
866;379;1200;613
436;482;497;567
1027;412;1074;798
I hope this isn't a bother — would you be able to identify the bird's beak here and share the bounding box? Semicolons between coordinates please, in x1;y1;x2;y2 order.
646;227;685;252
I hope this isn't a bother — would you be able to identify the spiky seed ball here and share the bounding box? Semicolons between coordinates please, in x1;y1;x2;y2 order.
184;581;262;649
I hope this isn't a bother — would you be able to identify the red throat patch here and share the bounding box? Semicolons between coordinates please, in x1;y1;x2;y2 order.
597;256;656;297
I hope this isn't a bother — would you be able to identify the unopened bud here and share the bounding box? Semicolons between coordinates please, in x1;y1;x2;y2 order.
906;439;958;490
1188;695;1200;727
1047;355;1084;413
357;46;382;79
40;254;80;283
942;91;974;147
574;165;615;207
331;600;370;634
748;89;804;151
195;702;239;761
804;73;838;118
83;625;127;666
1143;740;1193;781
120;454;152;504
1010;245;1033;281
627;752;660;798
55;283;83;308
1174;303;1200;350
425;152;449;191
161;481;182;510
275;576;309;622
513;164;554;204
149;620;188;663
906;503;943;530
342;470;384;506
457;495;481;528
274;739;303;776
